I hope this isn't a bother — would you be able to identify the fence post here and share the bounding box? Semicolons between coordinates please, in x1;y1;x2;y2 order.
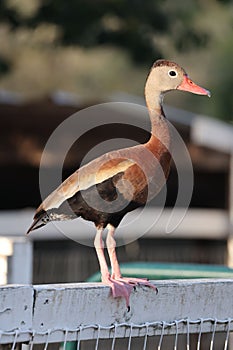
0;238;13;284
7;239;33;284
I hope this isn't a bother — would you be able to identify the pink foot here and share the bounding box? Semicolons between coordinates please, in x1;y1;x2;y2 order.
102;274;134;308
116;276;158;292
102;274;157;309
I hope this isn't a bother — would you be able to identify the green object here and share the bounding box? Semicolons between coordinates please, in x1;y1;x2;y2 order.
63;343;77;350
87;262;233;282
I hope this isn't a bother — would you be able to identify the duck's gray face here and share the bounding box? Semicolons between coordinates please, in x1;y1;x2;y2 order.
150;59;211;97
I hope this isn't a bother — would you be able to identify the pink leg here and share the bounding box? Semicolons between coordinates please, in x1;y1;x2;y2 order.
94;227;110;280
106;225;157;307
94;227;133;308
106;224;121;279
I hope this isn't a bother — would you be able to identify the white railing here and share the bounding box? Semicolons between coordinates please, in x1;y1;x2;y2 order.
1;279;233;349
0;208;229;240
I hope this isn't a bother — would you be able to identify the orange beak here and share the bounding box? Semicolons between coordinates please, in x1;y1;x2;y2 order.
177;75;211;97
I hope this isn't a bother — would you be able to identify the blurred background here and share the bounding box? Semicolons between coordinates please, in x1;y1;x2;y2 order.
1;0;233;286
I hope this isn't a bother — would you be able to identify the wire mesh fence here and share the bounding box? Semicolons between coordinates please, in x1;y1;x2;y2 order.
1;318;233;350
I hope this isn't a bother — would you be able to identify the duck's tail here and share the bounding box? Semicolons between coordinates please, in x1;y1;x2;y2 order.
26;210;49;234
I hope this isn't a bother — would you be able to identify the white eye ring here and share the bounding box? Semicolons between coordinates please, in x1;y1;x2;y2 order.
168;69;178;78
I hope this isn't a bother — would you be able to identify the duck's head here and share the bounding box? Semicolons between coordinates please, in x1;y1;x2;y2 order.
147;59;211;97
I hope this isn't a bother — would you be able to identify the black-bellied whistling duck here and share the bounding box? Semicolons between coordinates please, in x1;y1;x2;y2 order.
27;60;210;308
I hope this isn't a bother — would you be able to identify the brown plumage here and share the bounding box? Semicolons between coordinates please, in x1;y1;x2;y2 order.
27;59;210;307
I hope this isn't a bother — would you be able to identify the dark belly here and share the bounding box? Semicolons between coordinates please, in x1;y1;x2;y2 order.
56;172;147;228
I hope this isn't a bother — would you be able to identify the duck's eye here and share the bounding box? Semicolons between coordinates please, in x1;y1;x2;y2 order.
168;70;177;78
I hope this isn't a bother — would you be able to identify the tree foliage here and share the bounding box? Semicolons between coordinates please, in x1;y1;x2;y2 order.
1;0;210;64
1;0;233;120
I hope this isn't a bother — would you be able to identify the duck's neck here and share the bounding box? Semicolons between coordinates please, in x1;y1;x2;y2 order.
145;85;171;150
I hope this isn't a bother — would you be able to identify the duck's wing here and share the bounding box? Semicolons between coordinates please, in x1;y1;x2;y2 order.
27;150;136;233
